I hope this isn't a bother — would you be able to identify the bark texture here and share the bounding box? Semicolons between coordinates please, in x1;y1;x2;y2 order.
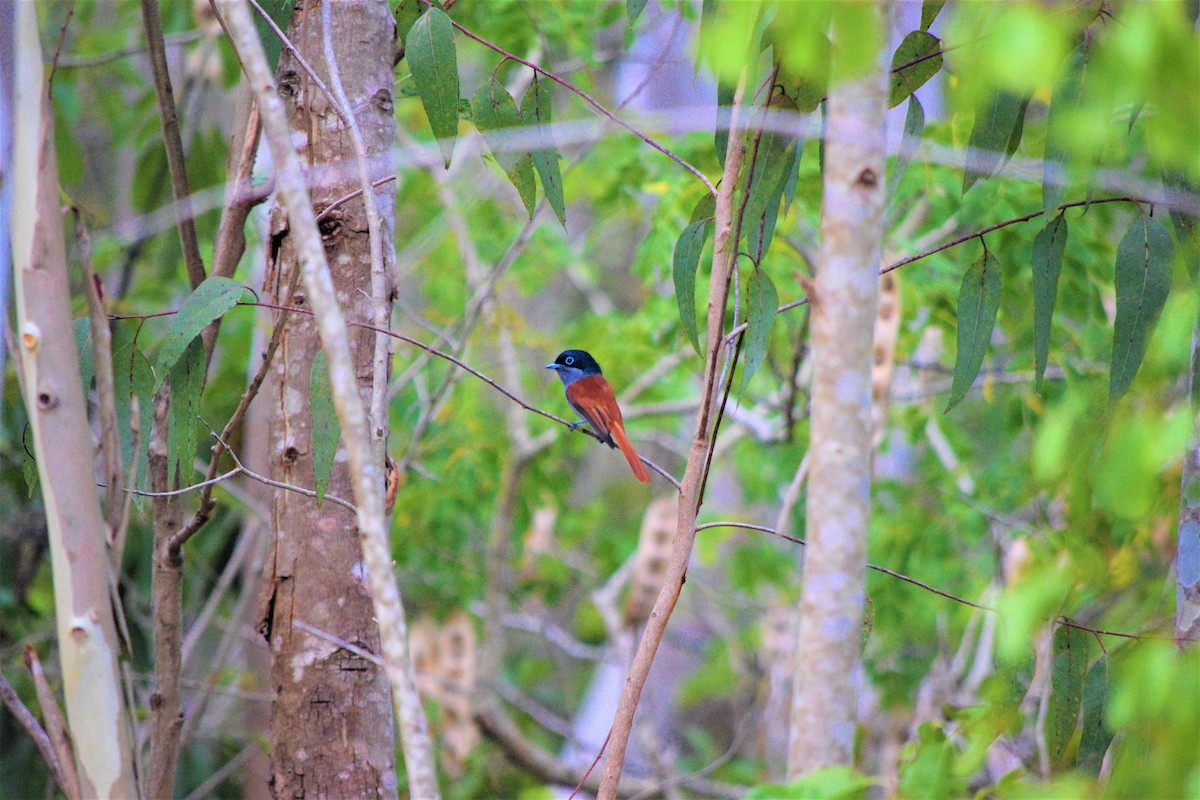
788;6;888;776
260;2;400;796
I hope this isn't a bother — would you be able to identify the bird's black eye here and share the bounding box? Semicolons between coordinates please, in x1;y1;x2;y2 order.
565;356;575;365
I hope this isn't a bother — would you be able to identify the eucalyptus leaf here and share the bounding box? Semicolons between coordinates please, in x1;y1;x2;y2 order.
963;91;1029;195
1047;625;1089;765
1110;216;1174;401
886;95;924;203
1032;214;1068;392
888;31;941;108
154;276;245;390
520;77;565;228
673;220;711;357
408;7;460;168
168;336;206;490
946;249;1002;412
920;0;946;30
741;267;779;395
473;77;537;217
74;316;94;396
1077;656;1113;775
310;351;340;506
627;0;647;24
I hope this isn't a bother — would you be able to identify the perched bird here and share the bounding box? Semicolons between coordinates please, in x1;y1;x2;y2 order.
546;349;651;483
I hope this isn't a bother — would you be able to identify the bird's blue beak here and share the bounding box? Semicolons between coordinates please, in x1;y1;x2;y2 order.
545;363;559;370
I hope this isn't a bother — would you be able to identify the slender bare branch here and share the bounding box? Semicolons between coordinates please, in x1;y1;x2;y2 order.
0;668;76;800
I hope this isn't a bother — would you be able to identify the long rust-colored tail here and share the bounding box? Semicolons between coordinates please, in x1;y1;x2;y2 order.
610;422;650;483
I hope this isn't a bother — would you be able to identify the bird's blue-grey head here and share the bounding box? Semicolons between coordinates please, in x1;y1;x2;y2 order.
545;349;602;387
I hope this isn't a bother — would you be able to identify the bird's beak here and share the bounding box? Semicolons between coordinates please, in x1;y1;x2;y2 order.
545;363;558;370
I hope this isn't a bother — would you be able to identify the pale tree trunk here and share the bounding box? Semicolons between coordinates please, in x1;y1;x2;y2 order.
9;3;137;796
788;3;889;777
258;1;400;795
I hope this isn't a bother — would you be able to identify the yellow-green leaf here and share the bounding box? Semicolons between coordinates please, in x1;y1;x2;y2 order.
473;77;537;217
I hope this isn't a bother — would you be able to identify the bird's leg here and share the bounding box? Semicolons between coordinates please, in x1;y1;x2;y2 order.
567;419;589;432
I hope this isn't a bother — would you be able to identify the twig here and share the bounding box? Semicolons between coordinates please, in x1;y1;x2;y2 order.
724;196;1147;344
140;0;207;292
597;71;748;800
0;668;75;800
23;647;82;800
294;620;384;666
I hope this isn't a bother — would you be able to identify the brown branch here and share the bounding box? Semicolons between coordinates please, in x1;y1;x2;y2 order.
724;196;1147;344
0;667;76;800
140;0;207;292
597;72;749;800
23;647;82;800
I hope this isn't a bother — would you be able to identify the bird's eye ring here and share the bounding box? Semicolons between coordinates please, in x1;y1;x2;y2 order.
565;356;574;365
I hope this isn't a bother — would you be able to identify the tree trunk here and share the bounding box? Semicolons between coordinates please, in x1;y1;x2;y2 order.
260;1;399;796
787;2;888;777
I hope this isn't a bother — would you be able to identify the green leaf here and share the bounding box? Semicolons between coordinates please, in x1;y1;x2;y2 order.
130;347;155;496
627;0;647;24
920;0;945;30
408;7;460;168
1077;655;1112;775
1043;43;1088;220
946;249;1002;412
472;77;537;217
395;0;422;53
963;91;1029;195
673;220;710;357
888;31;941;108
741;267;778;394
715;80;736;166
520;76;566;228
744;95;799;261
1047;624;1089;765
74;316;94;395
886;95;924;203
1032;214;1068;392
1110;216;1174;401
22;434;38;498
154;276;245;390
168;337;206;490
310;351;340;506
689;193;716;224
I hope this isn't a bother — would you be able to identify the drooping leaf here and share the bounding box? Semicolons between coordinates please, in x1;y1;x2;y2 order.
168;336;206;490
310;351;340;506
1077;655;1112;775
744;94;798;261
473;77;537;217
715;80;736;166
154;276;245;390
22;433;38;498
888;31;941;108
920;0;946;30
520;76;566;228
741;267;779;394
627;0;648;24
946;249;1002;412
963;90;1029;195
1044;42;1089;220
1047;625;1089;765
689;193;716;225
1110;216;1174;401
1032;213;1068;392
74;316;94;395
673;220;711;357
886;95;924;203
408;7;460;168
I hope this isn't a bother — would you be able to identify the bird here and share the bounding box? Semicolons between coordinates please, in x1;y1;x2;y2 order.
546;349;651;483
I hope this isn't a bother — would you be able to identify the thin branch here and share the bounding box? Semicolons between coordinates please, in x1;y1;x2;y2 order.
23;647;82;800
140;0;207;291
724;196;1147;343
0;669;75;800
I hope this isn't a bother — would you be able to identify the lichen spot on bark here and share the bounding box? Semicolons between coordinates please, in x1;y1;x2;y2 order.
20;322;39;352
